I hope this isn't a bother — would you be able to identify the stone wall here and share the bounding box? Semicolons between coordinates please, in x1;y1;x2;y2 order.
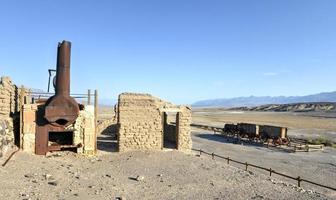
22;104;37;153
0;77;19;157
117;93;192;152
176;107;192;151
0;76;18;117
97;118;117;139
0;118;14;157
118;93;163;152
73;105;96;155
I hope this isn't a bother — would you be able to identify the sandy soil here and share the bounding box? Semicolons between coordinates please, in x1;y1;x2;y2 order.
1;107;331;199
0;146;331;200
191;128;336;198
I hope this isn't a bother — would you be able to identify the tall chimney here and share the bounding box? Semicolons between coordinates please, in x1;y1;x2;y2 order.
44;40;79;127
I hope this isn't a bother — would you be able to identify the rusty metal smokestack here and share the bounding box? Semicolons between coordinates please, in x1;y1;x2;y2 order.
44;40;79;127
55;41;71;96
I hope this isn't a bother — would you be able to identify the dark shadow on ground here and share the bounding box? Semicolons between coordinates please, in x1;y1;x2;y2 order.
194;133;293;153
97;135;118;153
163;140;176;150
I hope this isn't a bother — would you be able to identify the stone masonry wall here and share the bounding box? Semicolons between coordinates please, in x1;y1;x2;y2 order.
22;104;37;153
0;76;18;117
117;93;192;152
0;77;18;157
117;93;163;152
0;118;14;157
73;105;96;155
177;107;192;151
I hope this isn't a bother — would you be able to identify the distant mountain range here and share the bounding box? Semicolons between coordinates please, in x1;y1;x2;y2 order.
192;91;336;108
230;102;336;112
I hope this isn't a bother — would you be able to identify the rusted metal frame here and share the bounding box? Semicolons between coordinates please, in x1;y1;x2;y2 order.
47;69;56;93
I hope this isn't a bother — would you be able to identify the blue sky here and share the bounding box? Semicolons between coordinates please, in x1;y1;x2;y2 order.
0;0;335;104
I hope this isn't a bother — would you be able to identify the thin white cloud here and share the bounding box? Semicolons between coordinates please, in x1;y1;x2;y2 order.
263;72;278;76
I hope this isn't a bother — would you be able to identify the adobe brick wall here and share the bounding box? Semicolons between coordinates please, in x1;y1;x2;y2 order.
176;107;192;151
117;93;163;152
117;93;192;152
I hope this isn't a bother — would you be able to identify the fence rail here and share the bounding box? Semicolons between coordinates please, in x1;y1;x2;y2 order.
193;148;336;192
27;91;95;99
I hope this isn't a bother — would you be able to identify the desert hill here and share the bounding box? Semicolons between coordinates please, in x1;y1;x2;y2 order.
193;91;336;108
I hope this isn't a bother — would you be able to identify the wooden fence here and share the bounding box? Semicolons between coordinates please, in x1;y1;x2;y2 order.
194;148;336;191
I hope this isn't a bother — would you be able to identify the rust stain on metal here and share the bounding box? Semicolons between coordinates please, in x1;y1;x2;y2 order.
44;41;79;127
35;40;79;155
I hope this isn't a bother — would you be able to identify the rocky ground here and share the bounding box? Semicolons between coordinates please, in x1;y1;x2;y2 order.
191;128;336;198
0;147;331;200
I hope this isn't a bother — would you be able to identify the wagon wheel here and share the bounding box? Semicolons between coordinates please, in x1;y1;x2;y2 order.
282;138;290;145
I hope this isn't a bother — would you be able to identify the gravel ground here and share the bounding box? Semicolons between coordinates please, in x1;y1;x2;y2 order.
0;147;331;200
192;128;336;199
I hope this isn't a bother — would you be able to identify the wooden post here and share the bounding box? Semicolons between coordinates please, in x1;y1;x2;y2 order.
199;149;202;156
212;153;215;159
245;162;248;171
87;89;91;105
94;90;98;123
269;168;272;176
19;86;25;149
161;112;166;150
227;157;230;164
298;176;302;187
94;89;98;153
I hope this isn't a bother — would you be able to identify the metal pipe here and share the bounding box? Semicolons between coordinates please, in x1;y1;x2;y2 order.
56;41;71;96
44;40;79;126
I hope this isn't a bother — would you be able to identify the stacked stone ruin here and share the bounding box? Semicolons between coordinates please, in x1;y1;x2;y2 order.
21;99;97;155
0;76;97;156
0;76;192;157
117;93;192;152
0;77;18;157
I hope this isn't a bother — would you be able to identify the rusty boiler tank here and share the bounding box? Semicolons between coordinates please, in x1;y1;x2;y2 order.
35;40;80;155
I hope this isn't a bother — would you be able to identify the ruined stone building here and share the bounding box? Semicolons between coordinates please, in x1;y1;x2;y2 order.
0;76;20;157
1;41;192;158
1;41;98;157
0;75;97;157
117;93;192;152
1;76;193;157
